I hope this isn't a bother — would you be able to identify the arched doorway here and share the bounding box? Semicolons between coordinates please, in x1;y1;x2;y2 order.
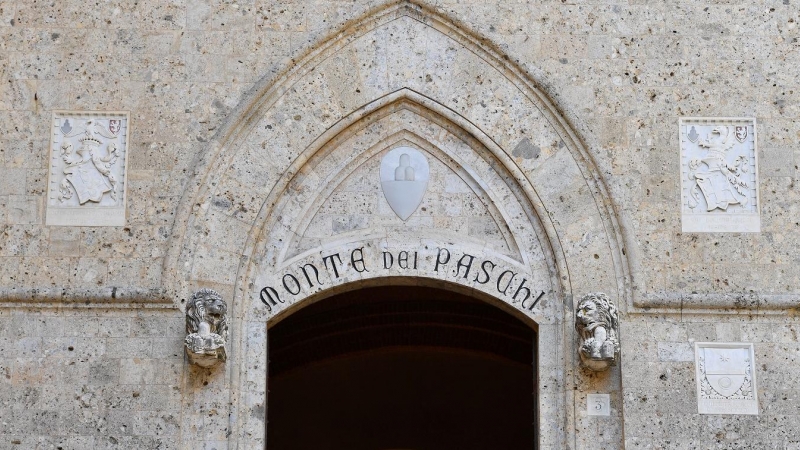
168;3;631;448
267;285;537;450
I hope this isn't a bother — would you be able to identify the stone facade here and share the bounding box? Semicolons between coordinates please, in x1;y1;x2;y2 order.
0;1;799;449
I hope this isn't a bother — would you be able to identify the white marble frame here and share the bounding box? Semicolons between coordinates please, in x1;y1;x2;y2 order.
694;342;759;415
679;117;760;233
46;110;131;227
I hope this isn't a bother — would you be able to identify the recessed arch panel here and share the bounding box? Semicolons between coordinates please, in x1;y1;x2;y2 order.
168;2;630;449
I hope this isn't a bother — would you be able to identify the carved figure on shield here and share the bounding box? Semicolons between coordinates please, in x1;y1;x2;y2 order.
575;292;620;371
58;119;120;204
687;126;750;212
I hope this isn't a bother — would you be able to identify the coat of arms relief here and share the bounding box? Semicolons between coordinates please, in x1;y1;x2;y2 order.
680;118;759;233
46;112;129;226
694;342;759;415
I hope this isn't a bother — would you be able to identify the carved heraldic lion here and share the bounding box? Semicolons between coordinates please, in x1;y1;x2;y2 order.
185;288;228;367
575;292;620;371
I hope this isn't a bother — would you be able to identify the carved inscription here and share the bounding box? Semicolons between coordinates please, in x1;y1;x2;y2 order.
259;246;545;314
587;393;611;417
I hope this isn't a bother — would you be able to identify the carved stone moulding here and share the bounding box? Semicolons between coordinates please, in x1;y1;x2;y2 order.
679;117;760;233
185;289;228;368
575;292;620;372
46;111;130;226
694;342;758;415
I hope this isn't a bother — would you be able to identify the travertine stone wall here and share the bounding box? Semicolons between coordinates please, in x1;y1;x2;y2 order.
0;0;798;449
0;308;184;448
1;0;795;304
622;314;800;448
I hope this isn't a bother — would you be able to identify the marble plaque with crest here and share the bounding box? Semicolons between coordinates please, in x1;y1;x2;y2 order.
695;342;758;415
679;118;759;233
46;111;130;226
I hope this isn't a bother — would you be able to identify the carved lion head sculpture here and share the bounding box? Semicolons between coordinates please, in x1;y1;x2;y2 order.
186;288;228;338
576;293;617;332
575;292;620;370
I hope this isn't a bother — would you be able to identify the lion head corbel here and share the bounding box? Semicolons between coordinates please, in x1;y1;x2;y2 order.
185;288;228;368
575;292;620;371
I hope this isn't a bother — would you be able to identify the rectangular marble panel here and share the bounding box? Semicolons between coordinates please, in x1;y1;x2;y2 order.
679;118;760;233
46;111;130;226
587;393;611;416
694;342;758;415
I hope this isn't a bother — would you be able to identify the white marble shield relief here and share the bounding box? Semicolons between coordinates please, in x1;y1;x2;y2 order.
703;347;749;397
694;342;758;415
380;146;429;221
679;118;760;233
46;111;130;226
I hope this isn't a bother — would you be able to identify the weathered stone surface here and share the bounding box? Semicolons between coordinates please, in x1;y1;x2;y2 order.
0;0;798;449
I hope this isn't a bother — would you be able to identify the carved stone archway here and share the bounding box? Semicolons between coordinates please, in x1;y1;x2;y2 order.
167;2;631;449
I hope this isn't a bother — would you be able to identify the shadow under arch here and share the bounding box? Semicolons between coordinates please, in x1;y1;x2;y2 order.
233;88;568;449
266;276;540;330
168;2;632;449
266;281;540;450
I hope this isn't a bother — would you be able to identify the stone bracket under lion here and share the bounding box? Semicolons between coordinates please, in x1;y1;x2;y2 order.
575;292;620;372
185;288;229;368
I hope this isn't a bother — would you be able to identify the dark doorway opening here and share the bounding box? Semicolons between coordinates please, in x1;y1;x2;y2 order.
267;285;537;450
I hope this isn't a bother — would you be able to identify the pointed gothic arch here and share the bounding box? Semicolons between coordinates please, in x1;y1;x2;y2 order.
167;2;632;449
